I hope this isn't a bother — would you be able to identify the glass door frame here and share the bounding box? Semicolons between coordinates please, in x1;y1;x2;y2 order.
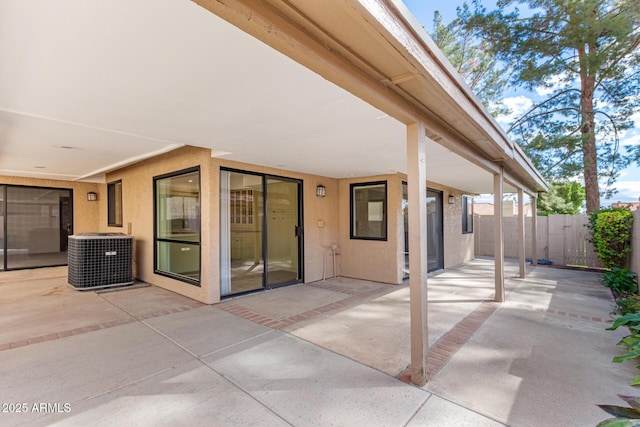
402;183;445;277
1;184;74;271
220;167;304;297
426;188;445;272
264;174;304;290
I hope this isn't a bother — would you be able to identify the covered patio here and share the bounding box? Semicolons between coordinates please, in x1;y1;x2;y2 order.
1;258;518;377
1;0;548;386
0;260;635;426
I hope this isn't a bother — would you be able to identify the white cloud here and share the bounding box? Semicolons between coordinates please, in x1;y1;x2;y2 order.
535;74;571;97
496;95;534;127
603;180;640;203
621;132;640;147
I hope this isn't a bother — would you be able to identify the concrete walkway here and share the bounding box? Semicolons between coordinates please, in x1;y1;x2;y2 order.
0;260;635;426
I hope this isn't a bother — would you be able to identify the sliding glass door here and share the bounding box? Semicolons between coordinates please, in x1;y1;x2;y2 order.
220;170;302;296
402;183;444;275
426;189;444;271
0;185;73;270
266;177;301;287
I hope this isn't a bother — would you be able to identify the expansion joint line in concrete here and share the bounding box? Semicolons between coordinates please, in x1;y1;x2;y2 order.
216;286;391;329
398;266;609;383
424;300;500;380
136;320;293;427
0;297;202;352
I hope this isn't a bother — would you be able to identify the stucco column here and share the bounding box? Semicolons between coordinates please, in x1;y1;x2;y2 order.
517;188;526;278
407;122;429;386
494;169;505;302
531;196;538;266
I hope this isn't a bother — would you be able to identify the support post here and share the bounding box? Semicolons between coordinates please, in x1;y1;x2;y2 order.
407;122;429;386
517;188;526;278
531;196;538;266
494;169;505;302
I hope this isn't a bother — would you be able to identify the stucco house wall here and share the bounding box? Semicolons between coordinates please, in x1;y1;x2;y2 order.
103;146;214;303
429;183;475;269
0;175;100;234
102;147;341;304
337;174;475;285
2;146;474;303
338;174;402;285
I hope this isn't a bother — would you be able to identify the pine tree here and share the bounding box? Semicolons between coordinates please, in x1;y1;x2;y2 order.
430;5;510;117
467;0;640;212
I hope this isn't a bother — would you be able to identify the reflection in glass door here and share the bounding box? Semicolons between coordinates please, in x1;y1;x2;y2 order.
1;185;73;270
0;186;4;271
220;170;302;296
402;184;444;276
402;183;409;279
221;171;265;295
426;189;444;271
266;177;300;287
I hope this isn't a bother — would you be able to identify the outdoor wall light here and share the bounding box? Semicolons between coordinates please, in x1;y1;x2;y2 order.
87;192;98;201
316;185;326;198
448;194;455;204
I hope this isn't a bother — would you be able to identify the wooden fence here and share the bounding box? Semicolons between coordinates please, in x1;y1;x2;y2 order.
632;210;640;275
474;214;605;269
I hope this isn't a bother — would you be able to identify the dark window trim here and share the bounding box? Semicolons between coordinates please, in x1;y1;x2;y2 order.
427;188;445;271
401;183;445;274
107;180;123;227
350;180;388;241
462;195;474;234
1;185;5;270
0;184;74;271
153;166;202;287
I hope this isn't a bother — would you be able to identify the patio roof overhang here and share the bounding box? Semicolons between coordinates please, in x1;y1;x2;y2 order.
0;0;546;196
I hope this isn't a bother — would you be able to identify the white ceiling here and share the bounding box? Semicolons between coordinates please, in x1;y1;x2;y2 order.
0;0;496;192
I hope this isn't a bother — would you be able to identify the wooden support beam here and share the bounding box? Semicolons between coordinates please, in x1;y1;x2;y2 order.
407;122;429;386
518;188;526;278
494;169;505;302
532;196;538;266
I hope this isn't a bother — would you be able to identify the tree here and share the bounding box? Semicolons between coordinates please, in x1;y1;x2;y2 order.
537;181;585;215
430;5;511;117
465;0;640;213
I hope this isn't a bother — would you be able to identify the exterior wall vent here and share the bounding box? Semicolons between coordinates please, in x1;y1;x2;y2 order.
68;233;134;290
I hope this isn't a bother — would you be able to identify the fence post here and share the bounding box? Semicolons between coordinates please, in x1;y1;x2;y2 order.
632;210;640;275
531;196;538;266
517;188;526;277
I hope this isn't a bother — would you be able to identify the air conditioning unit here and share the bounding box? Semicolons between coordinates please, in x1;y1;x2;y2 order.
68;233;134;290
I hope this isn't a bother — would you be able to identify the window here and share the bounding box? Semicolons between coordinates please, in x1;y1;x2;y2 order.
107;180;123;227
350;181;387;240
230;189;254;225
462;195;474;234
154;167;201;285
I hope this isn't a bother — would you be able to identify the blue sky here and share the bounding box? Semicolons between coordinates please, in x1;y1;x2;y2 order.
403;0;640;205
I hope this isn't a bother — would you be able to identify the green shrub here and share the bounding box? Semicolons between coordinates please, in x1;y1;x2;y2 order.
616;295;640;316
608;312;640;386
604;268;639;298
597;395;640;426
588;208;634;269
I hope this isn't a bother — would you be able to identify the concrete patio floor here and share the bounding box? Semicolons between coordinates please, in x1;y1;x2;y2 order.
0;259;636;426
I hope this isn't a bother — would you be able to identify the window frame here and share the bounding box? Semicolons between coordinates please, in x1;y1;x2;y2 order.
462;195;474;234
153;166;201;286
107;180;123;227
349;181;388;241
